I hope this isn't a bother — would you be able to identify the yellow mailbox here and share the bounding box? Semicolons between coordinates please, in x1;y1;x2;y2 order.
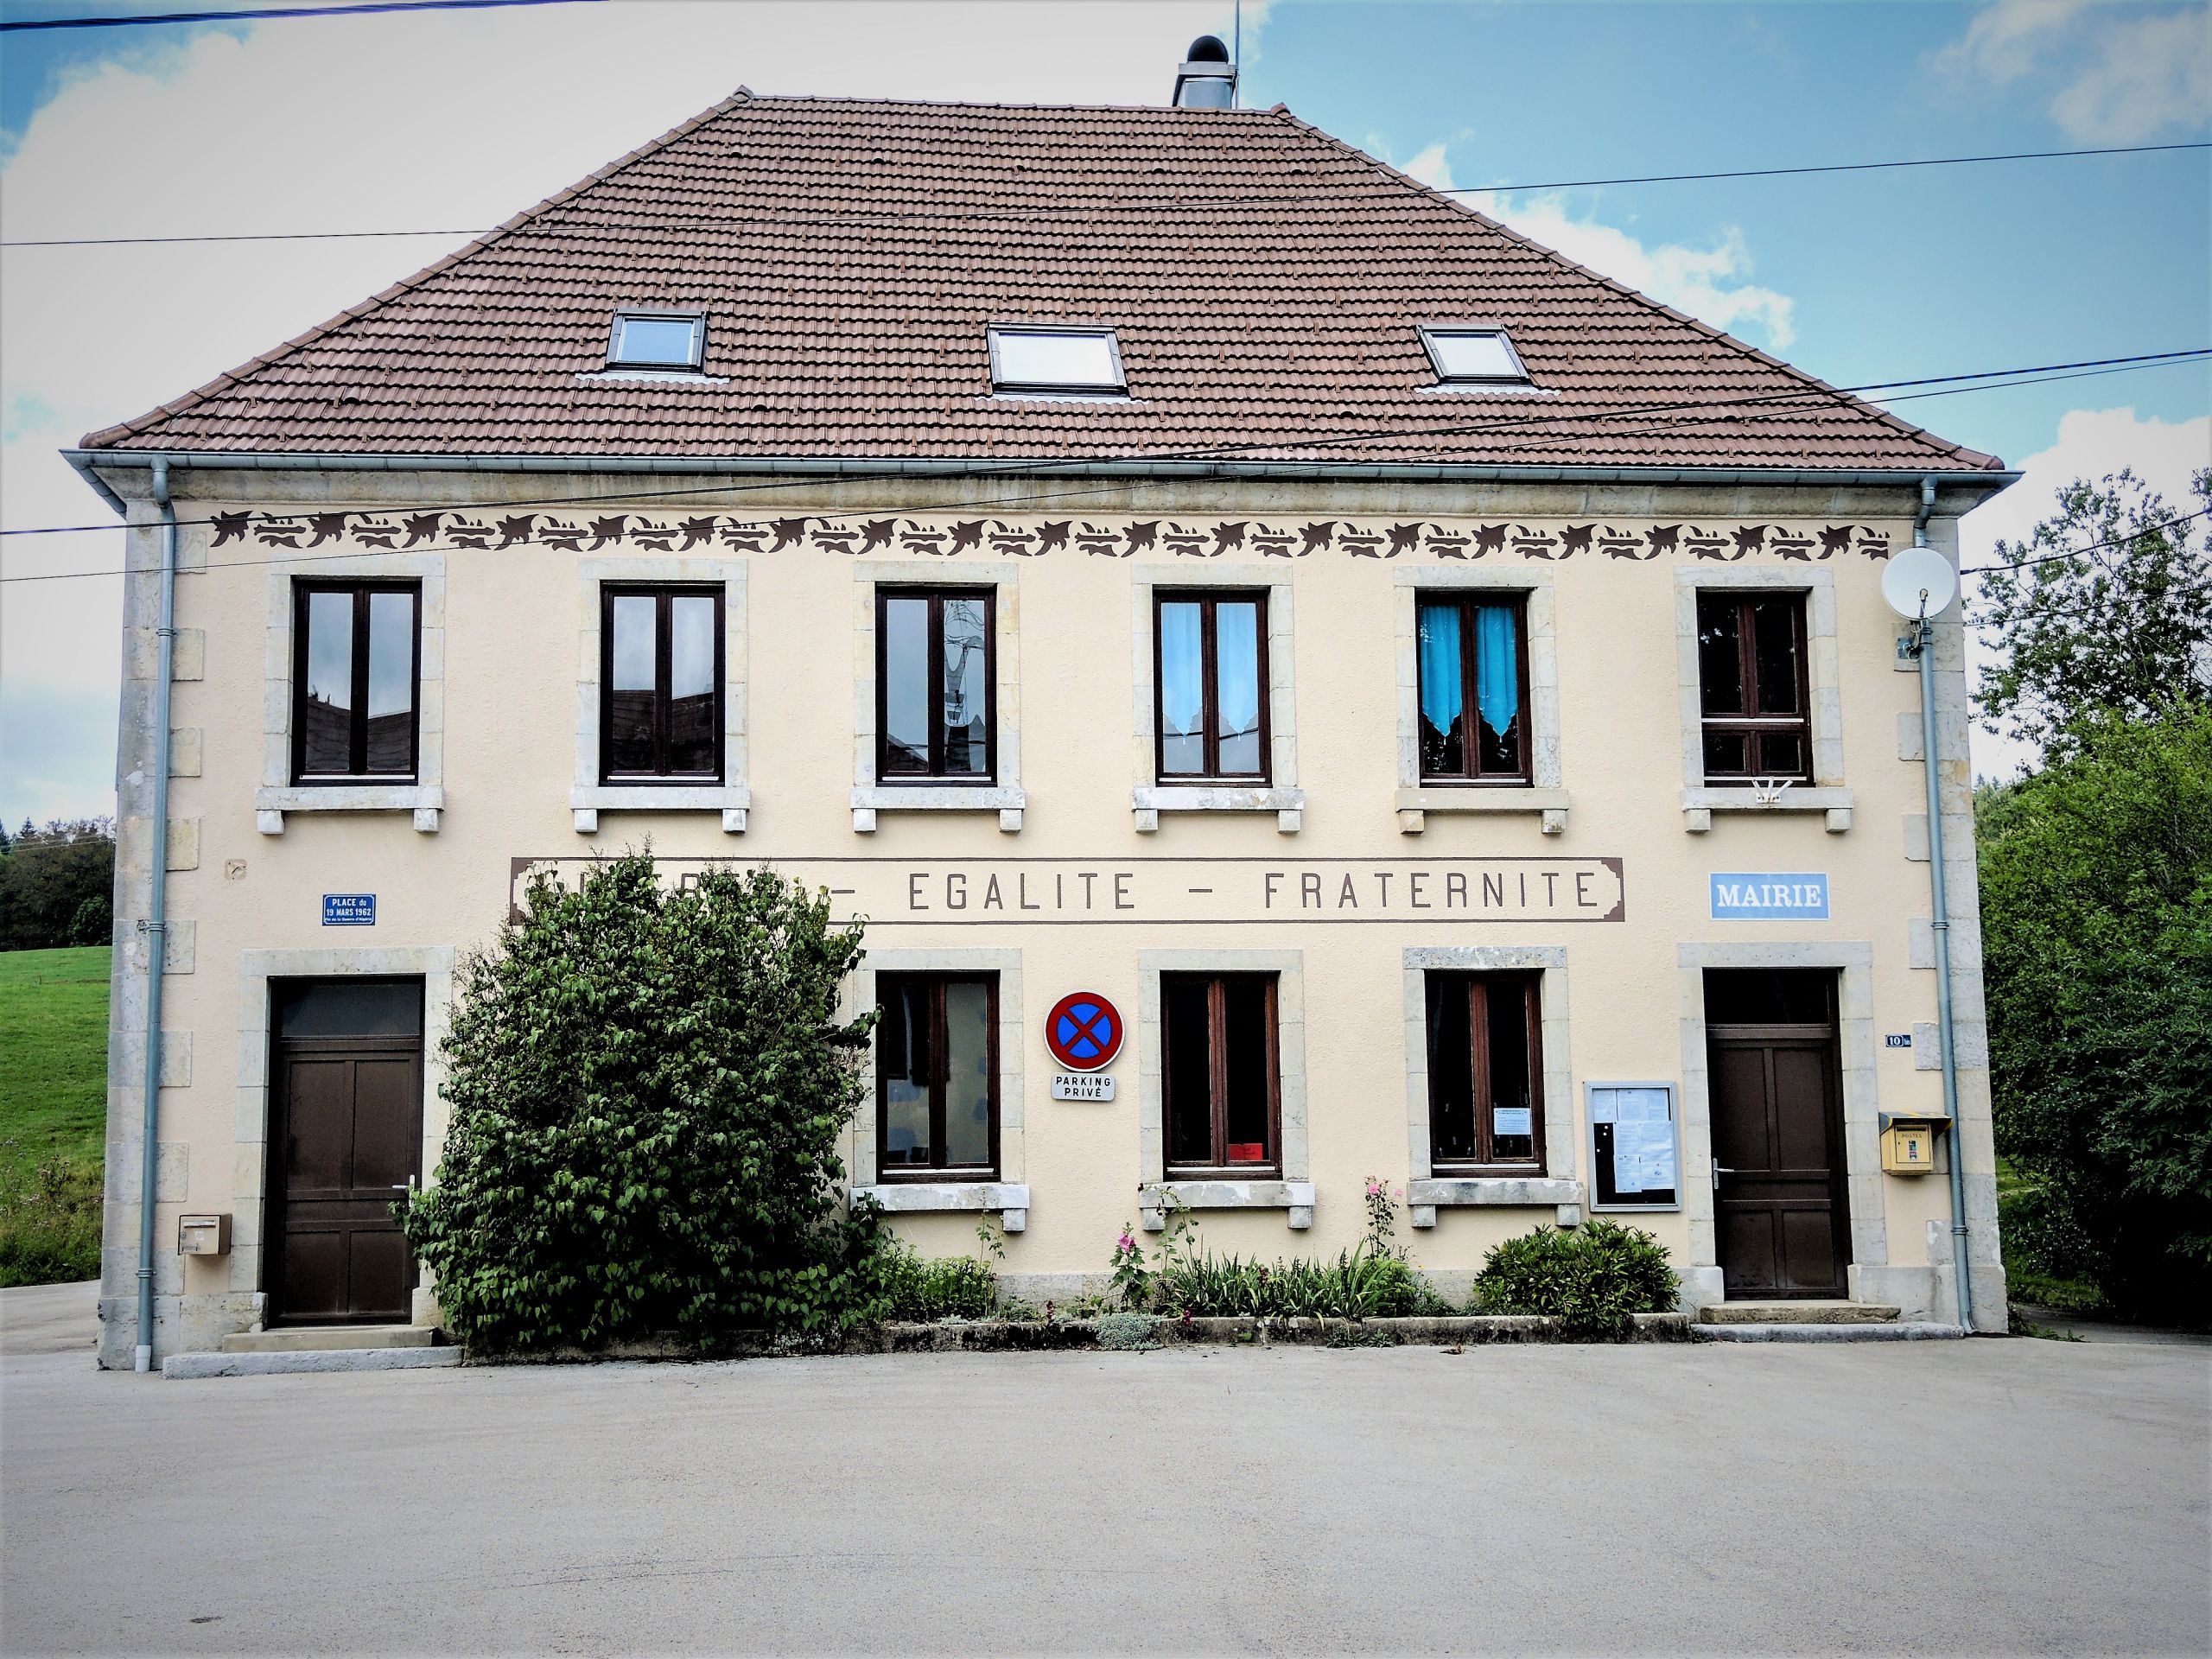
1878;1114;1948;1176
177;1213;232;1255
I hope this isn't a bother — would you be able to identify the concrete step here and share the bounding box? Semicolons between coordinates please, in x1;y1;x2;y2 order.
1695;1300;1901;1326
168;1346;461;1379
1694;1322;1964;1343
221;1325;434;1354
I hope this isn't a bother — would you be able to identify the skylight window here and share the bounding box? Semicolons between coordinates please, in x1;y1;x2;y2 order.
988;325;1127;395
607;310;706;372
1419;327;1532;387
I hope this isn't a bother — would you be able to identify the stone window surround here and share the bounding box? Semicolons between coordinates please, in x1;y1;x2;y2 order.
850;565;1026;833
1400;945;1582;1225
571;556;751;833
1135;948;1313;1230
1391;567;1568;836
1675;565;1853;834
232;946;457;1321
255;553;446;836
1673;939;1884;1311
1129;566;1304;834
844;946;1029;1230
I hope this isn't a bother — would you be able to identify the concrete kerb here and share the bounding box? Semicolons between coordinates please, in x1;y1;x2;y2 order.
452;1310;1693;1364
1691;1321;1967;1343
164;1346;464;1379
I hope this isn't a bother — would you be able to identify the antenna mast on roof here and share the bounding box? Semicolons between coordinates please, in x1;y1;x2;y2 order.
1233;0;1241;105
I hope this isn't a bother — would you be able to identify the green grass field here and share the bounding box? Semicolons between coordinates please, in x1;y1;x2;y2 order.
0;946;110;1175
0;947;109;1286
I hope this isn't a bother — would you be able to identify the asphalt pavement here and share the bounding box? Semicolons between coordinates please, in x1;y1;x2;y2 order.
2;1285;2207;1656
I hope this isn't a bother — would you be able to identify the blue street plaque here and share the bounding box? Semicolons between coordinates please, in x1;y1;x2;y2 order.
322;893;377;926
1708;873;1829;921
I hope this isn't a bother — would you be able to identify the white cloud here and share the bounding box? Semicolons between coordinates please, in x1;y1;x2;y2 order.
1933;1;2211;143
1958;404;2212;778
1466;192;1797;349
0;0;1254;824
1363;132;1798;351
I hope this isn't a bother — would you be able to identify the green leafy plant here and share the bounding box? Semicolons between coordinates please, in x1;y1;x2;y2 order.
1147;1236;1449;1321
401;852;887;1352
874;1241;999;1322
1471;1220;1677;1340
1095;1311;1160;1351
1109;1223;1149;1308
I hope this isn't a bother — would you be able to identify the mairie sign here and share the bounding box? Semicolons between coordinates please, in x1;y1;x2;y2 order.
1709;872;1830;921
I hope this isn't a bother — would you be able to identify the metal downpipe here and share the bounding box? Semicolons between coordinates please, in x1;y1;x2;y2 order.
1914;476;1974;1333
135;458;177;1372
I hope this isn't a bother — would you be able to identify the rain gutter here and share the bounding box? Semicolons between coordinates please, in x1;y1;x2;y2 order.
135;458;178;1372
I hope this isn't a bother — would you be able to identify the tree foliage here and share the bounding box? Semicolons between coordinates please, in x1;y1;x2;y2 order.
0;820;115;952
401;853;889;1351
1973;467;2211;759
1978;707;2212;1311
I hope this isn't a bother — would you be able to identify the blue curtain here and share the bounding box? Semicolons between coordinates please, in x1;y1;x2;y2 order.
1475;604;1519;740
1417;602;1462;737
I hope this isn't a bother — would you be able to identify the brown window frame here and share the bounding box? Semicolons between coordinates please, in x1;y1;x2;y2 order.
598;584;725;785
1160;970;1282;1177
1153;589;1272;784
874;971;1001;1182
1697;590;1812;782
874;587;998;785
1425;971;1546;1174
290;579;422;785
1415;591;1534;785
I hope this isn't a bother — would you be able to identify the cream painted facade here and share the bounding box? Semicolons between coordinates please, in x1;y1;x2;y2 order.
89;463;2009;1363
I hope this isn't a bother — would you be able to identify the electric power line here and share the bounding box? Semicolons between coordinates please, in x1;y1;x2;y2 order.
6;347;2202;543
4;142;2205;248
0;0;597;32
7;359;2207;584
1960;507;2211;575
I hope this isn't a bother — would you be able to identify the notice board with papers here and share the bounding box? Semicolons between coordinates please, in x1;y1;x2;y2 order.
1586;1083;1681;1211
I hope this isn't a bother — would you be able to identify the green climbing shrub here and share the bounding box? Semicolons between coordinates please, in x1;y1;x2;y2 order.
402;852;887;1351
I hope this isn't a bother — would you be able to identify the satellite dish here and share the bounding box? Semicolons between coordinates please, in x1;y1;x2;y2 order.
1882;545;1959;620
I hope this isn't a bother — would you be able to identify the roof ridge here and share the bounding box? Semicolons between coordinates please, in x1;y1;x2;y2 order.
79;86;760;450
1262;106;2001;473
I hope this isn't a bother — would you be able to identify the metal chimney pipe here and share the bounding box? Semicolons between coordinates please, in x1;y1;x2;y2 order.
1173;35;1236;108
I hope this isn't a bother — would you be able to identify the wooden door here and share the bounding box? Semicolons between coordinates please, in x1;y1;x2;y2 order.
267;980;423;1325
1706;971;1849;1299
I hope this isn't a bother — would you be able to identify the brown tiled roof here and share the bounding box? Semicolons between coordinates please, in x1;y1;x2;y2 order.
80;93;2003;473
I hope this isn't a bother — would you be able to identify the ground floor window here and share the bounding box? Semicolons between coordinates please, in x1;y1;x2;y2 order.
875;972;998;1178
1425;971;1544;1171
1162;970;1280;1173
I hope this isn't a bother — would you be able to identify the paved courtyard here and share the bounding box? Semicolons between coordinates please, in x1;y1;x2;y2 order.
2;1287;2207;1656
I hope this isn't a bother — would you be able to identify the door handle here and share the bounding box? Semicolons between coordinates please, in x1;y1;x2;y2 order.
1713;1163;1737;1181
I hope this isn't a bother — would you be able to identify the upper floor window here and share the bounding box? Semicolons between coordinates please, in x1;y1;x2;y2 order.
1418;326;1532;388
601;586;723;782
292;581;419;783
877;972;999;1179
1156;591;1268;782
1425;971;1543;1172
1417;594;1529;782
878;588;995;782
606;309;705;371
1162;970;1280;1175
1697;591;1810;781
988;325;1126;395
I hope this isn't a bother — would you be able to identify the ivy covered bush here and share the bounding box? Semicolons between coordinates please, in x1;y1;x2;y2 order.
1471;1220;1679;1340
402;853;888;1352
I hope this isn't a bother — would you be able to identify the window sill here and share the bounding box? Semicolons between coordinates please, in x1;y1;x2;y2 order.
852;785;1025;834
1407;1177;1582;1229
1139;1179;1315;1230
255;785;441;836
1681;785;1853;834
571;784;749;834
852;1181;1029;1232
1133;785;1305;835
1395;786;1568;836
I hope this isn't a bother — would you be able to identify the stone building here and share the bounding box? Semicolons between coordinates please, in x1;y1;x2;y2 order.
70;46;2013;1364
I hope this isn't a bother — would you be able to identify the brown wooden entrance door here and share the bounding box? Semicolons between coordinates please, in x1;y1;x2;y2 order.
266;979;424;1325
1705;969;1850;1299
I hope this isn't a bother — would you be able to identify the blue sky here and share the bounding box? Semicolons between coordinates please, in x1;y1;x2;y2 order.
2;0;2207;822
